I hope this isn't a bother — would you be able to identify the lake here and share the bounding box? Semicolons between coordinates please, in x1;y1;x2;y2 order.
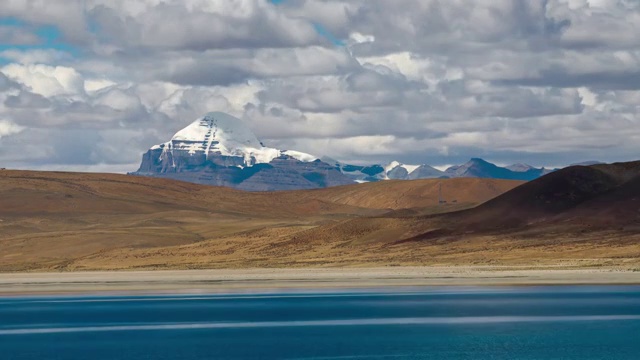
1;286;639;359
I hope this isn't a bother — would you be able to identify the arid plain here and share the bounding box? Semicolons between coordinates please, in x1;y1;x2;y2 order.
2;162;639;276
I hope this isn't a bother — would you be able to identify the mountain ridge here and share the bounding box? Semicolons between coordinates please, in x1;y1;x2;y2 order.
131;111;564;190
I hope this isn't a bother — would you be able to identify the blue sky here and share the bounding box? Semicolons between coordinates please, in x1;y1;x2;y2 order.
0;17;78;65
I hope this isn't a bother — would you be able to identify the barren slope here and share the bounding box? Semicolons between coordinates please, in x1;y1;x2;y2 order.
66;162;640;271
438;160;640;233
0;170;520;271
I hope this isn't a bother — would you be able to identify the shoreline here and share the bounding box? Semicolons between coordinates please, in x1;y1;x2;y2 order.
1;266;639;296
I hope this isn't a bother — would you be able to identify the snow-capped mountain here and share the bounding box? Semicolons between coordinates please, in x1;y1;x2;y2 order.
385;161;445;180
131;112;556;190
149;111;317;167
320;157;385;182
385;161;416;179
322;159;446;182
132;112;353;191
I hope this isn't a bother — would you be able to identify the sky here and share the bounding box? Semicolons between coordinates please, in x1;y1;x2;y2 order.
0;0;639;173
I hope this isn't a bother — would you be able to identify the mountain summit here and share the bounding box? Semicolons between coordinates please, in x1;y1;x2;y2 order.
149;111;316;167
167;111;268;160
132;112;353;191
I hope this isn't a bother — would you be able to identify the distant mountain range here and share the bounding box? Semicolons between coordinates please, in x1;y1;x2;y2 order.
131;111;579;190
319;157;555;183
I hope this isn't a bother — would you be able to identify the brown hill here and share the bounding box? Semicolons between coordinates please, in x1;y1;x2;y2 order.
0;170;520;271
90;161;639;270
4;163;639;272
438;160;640;232
367;161;640;268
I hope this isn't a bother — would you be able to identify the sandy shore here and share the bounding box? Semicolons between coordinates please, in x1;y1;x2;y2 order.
1;266;639;296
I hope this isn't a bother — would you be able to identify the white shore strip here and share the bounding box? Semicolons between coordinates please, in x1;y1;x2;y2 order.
1;267;639;296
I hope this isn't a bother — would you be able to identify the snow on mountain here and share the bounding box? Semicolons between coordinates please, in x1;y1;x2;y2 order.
337;161;444;182
406;164;445;179
385;162;422;180
384;161;401;174
402;164;421;174
282;150;318;163
133;112;352;191
384;161;421;177
336;164;385;182
153;112;316;167
133;113;557;190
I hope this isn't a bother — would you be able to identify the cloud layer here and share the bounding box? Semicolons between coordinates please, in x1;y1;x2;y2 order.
1;0;639;171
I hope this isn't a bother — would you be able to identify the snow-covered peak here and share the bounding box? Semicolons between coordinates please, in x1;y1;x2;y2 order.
151;112;317;167
401;164;421;174
384;161;420;175
282;150;317;162
172;112;264;150
384;161;402;173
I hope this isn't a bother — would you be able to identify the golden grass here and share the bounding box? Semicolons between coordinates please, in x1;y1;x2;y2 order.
3;169;638;272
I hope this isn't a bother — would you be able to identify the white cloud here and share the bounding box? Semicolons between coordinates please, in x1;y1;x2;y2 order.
0;49;71;65
0;120;24;138
0;0;639;170
348;32;375;46
1;64;85;98
84;79;117;93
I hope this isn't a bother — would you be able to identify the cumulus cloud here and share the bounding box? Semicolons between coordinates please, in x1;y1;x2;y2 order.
0;120;24;138
1;64;85;98
0;49;72;65
0;0;639;171
155;46;359;86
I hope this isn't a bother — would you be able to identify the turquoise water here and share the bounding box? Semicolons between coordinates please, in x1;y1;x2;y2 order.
1;286;639;359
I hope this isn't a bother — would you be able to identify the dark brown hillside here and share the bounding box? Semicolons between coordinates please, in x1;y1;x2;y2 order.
563;175;640;229
436;160;640;233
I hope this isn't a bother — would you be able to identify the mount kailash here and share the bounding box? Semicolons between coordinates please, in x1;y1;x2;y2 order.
131;112;556;190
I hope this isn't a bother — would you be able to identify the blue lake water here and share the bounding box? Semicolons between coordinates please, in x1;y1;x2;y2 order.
1;286;639;359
